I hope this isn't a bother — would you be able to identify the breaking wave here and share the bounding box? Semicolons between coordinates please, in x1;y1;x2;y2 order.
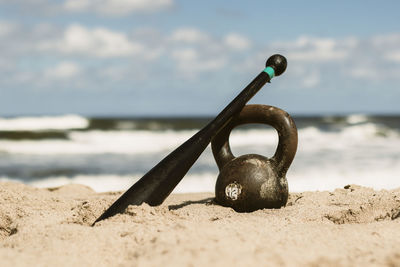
0;115;89;131
1;114;399;192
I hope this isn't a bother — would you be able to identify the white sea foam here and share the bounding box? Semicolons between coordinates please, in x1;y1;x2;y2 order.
0;128;280;155
0;115;89;131
1;120;399;192
0;130;195;155
1;162;399;193
346;114;368;124
0;123;397;156
299;123;399;152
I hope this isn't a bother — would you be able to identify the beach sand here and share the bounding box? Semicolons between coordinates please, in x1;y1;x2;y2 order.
0;181;399;267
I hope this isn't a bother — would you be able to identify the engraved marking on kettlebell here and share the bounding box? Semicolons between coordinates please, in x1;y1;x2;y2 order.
225;182;242;201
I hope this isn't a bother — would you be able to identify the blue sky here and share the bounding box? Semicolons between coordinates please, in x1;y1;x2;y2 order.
1;0;400;116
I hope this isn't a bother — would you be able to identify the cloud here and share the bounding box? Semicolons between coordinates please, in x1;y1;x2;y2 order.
38;24;144;58
301;71;321;88
44;61;81;79
172;48;198;62
0;0;50;3
2;18;400;95
0;0;62;15
371;33;400;47
172;48;226;75
169;28;210;43
257;34;400;84
370;33;400;63
63;0;173;16
280;36;355;62
0;21;17;37
386;51;400;62
349;67;378;79
223;33;251;50
0;0;174;16
167;28;251;76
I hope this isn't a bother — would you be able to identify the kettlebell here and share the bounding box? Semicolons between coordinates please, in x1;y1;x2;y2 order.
211;104;298;212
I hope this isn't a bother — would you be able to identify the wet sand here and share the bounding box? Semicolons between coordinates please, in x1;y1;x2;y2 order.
1;181;399;266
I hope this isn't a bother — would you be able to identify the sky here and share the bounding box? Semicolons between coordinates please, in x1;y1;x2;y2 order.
0;0;400;116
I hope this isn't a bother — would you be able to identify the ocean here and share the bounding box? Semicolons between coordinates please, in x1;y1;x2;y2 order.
0;114;399;193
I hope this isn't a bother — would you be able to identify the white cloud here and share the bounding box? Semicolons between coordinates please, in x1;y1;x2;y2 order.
0;0;50;5
0;21;17;37
44;61;81;79
169;28;210;43
275;36;354;62
167;28;251;77
349;67;378;79
171;48;225;75
64;0;91;11
385;51;400;62
38;24;144;58
3;17;400;92
371;33;400;47
224;33;251;50
63;0;173;16
182;57;226;74
172;48;198;61
371;34;400;63
302;71;320;88
192;58;226;72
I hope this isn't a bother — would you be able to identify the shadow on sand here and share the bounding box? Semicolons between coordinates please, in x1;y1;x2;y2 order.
168;197;215;210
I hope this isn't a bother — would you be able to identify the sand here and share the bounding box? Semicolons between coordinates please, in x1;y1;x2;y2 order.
0;181;399;267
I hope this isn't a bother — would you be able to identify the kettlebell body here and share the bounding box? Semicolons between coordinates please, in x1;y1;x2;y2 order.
212;104;298;212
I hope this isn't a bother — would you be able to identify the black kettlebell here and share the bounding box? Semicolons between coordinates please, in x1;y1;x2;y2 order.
211;104;298;212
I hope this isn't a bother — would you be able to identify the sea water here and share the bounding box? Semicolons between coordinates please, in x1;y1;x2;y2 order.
0;114;399;192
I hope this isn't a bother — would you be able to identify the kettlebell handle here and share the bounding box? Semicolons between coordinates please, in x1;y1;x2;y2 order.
211;104;298;176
